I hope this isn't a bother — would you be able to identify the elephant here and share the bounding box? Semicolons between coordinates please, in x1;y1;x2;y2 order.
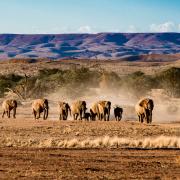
97;101;111;121
135;98;154;124
58;101;71;120
2;99;17;119
83;112;92;121
32;99;49;120
114;106;123;121
71;100;86;120
90;102;99;121
90;101;111;121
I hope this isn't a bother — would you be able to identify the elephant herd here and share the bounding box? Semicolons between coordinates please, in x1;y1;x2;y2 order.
1;98;154;124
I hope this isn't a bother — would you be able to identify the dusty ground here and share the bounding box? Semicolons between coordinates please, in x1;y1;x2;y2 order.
0;116;179;179
0;148;179;179
0;59;180;179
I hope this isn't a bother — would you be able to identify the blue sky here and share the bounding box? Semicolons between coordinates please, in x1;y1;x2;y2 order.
0;0;180;34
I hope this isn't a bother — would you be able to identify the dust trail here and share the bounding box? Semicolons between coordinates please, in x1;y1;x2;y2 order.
46;87;180;123
2;136;180;149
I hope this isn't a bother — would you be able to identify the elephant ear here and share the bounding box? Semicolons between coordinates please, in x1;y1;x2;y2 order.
139;99;148;107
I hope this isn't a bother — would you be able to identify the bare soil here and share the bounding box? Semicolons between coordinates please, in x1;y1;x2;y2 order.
0;116;179;179
0;147;179;179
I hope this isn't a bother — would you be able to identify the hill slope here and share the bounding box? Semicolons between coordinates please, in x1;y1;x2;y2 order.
0;33;180;60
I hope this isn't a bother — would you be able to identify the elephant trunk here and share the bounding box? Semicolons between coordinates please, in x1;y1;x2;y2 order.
43;108;48;120
149;111;152;123
13;107;16;118
107;107;110;121
46;108;49;119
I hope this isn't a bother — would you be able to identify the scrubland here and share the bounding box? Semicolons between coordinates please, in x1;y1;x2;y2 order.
0;59;179;179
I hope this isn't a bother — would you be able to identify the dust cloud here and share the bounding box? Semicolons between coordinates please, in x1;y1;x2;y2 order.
46;86;180;123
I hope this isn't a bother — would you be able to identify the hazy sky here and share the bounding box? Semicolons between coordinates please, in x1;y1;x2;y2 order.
0;0;180;34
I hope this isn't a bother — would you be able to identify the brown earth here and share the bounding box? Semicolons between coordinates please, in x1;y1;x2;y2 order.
0;147;179;179
0;116;179;179
0;59;180;179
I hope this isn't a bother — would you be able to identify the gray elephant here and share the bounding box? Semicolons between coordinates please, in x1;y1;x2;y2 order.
58;101;71;120
2;99;17;118
114;106;123;121
71;100;86;120
135;98;154;123
32;99;49;120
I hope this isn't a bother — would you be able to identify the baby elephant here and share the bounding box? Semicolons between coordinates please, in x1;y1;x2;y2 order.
114;106;123;121
2;99;17;119
83;112;92;121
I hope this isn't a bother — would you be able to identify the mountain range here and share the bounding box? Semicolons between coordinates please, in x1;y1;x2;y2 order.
0;33;180;60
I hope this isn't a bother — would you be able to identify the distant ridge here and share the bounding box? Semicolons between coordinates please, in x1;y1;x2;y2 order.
0;33;180;60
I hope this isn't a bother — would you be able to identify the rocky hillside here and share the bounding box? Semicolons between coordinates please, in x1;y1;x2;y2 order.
0;33;180;60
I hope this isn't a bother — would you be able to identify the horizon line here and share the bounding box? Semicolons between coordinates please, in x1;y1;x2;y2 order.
0;32;180;35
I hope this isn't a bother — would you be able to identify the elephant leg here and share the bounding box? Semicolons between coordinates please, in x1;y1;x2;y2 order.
37;110;40;119
104;113;106;121
59;114;61;120
99;114;102;121
64;114;67;120
138;115;140;122
140;115;143;123
80;114;83;120
64;113;67;120
2;111;5;118
120;114;122;121
43;110;46;120
33;110;36;120
107;114;110;121
8;110;10;118
13;108;16;119
97;113;100;120
74;114;78;120
73;114;76;120
79;111;82;120
100;114;103;121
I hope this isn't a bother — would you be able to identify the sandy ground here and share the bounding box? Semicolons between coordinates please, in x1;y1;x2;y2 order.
0;113;179;179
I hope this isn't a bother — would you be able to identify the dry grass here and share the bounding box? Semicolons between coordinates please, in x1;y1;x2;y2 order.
0;59;180;76
1;135;180;149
